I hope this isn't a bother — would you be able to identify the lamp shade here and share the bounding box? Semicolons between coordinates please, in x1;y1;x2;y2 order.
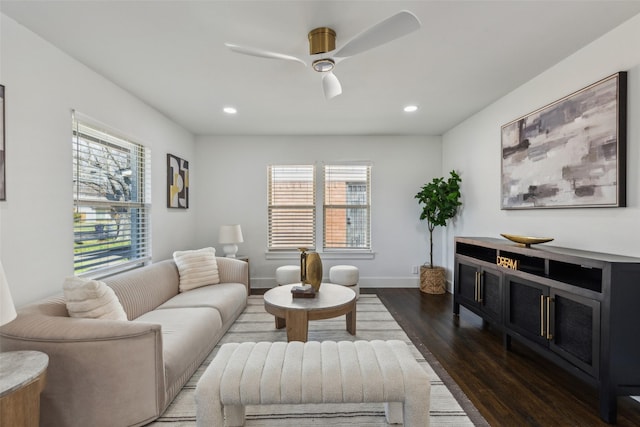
218;224;244;244
218;224;244;258
0;260;17;326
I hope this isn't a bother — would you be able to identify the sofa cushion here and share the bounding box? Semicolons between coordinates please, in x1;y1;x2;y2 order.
63;277;128;320
103;260;180;320
156;283;247;325
173;247;220;292
134;307;222;398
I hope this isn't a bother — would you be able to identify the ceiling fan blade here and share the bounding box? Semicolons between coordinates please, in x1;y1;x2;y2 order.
333;10;421;58
322;72;342;99
224;43;307;67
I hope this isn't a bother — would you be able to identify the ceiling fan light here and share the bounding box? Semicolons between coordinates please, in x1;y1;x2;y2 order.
322;72;342;99
312;58;335;73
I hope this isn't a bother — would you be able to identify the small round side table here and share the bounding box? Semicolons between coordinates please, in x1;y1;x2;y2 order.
0;350;48;427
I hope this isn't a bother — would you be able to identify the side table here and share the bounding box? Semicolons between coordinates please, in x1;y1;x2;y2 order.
236;255;250;294
0;350;48;427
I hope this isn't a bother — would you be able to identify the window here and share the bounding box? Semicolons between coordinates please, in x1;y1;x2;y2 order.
267;163;371;254
324;164;371;250
267;165;315;250
72;112;151;275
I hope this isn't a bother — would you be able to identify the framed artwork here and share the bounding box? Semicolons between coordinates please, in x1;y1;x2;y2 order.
501;72;626;209
1;84;5;201
167;153;189;208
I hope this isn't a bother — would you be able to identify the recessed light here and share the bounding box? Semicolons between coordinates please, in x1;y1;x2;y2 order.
404;105;418;113
223;107;237;114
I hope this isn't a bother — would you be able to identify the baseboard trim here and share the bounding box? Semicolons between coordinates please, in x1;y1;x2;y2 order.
251;277;453;292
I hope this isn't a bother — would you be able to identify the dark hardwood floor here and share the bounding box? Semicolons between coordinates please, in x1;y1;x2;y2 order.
369;288;640;426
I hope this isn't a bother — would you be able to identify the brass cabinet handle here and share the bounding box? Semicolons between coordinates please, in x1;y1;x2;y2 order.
540;295;545;337
546;296;553;340
474;271;479;302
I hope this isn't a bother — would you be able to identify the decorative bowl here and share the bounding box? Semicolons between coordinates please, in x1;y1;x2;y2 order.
500;233;554;248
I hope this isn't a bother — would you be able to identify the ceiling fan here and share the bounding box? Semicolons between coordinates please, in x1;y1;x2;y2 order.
224;10;421;99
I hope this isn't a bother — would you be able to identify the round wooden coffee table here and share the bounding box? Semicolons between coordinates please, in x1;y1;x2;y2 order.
264;283;356;342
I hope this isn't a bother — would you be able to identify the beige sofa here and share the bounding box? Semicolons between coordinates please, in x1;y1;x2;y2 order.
0;257;249;427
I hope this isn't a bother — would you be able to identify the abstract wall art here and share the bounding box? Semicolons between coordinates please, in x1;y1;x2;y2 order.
501;72;626;209
167;153;189;208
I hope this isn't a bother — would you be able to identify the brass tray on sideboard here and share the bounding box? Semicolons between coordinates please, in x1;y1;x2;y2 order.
500;233;554;248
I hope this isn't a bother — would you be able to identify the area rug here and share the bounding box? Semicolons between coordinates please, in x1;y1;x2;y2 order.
148;295;487;426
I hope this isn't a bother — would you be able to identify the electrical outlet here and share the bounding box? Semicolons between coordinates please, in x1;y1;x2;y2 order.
412;266;419;274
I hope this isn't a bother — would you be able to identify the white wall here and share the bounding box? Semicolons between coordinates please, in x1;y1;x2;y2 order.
194;135;442;288
0;14;197;307
9;9;635;304
442;13;640;274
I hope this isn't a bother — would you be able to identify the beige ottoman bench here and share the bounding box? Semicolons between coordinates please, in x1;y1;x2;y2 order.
195;340;430;426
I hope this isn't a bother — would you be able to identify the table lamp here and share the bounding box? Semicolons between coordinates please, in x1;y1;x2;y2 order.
0;260;17;326
218;224;243;258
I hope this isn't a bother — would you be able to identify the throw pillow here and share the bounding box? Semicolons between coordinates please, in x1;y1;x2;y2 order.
173;247;220;292
63;277;128;320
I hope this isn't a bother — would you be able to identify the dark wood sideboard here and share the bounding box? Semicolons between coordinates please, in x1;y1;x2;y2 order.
453;236;640;424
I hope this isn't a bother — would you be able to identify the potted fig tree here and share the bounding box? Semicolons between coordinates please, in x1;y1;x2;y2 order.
415;170;462;294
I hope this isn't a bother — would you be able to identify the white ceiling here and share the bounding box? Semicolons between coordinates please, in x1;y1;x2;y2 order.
2;1;640;136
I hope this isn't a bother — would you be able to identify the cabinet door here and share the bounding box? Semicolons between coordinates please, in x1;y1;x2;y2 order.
549;289;600;377
505;275;549;346
479;266;503;323
455;261;479;307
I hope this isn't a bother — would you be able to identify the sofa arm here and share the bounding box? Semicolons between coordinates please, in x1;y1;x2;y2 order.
0;314;165;427
216;257;249;289
0;313;159;341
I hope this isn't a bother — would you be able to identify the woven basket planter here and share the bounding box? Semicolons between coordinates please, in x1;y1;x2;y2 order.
419;266;446;294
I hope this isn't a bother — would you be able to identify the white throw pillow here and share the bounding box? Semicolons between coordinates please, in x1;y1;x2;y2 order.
173;247;220;292
63;277;128;320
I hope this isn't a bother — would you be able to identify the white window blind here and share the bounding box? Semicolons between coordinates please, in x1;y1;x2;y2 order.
268;165;315;250
72;113;151;275
324;164;371;250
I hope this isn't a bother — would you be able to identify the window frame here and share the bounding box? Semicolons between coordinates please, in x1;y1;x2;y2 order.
323;163;372;252
267;164;316;252
72;111;152;277
266;162;374;260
